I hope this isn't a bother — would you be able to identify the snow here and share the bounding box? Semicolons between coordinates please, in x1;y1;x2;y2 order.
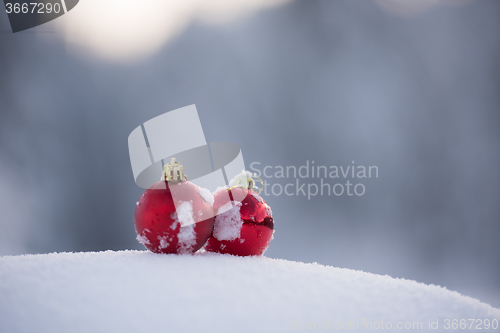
171;201;198;253
0;251;499;333
145;202;195;252
265;204;272;216
176;201;195;227
229;169;253;188
213;202;243;241
157;235;169;249
169;214;178;229
214;185;229;194
250;191;263;203
169;201;199;226
136;234;150;245
177;224;196;253
198;186;214;206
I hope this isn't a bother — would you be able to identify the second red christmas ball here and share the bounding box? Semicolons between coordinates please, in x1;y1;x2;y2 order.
205;186;274;256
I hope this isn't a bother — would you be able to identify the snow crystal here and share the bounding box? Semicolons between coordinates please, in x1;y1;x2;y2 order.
197;187;214;206
228;169;253;187
176;201;195;227
169;212;180;230
168;201;198;253
214;185;228;193
250;191;262;203
157;235;169;249
265;204;272;217
213;201;243;241
136;234;150;245
177;223;196;254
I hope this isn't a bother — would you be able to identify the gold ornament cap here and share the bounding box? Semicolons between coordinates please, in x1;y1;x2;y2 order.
161;158;187;182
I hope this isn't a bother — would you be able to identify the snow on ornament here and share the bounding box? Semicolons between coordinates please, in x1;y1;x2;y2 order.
134;158;215;254
205;171;274;256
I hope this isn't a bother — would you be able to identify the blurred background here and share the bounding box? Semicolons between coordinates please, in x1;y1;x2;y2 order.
1;0;499;307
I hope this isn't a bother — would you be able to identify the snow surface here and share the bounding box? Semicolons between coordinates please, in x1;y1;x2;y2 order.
0;251;499;333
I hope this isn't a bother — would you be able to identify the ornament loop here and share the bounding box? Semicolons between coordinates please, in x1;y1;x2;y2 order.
161;158;188;182
226;172;264;194
249;175;264;194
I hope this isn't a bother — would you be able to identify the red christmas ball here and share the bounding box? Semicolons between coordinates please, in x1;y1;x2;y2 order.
134;180;215;254
205;187;274;256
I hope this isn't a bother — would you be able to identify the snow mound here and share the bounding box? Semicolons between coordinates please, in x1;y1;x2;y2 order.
0;251;498;333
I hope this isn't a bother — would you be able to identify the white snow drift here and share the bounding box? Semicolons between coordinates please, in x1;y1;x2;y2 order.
0;251;498;333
